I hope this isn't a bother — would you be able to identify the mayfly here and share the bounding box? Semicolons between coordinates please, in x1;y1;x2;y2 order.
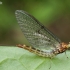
15;10;70;58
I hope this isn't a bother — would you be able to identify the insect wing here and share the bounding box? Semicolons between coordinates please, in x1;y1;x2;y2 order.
15;10;61;52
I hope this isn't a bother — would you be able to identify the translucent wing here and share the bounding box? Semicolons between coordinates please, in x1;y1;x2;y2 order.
15;10;61;52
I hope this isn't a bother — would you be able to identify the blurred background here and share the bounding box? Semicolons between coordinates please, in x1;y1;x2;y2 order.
0;0;70;46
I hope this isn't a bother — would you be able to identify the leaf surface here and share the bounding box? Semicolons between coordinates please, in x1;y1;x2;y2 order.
0;46;70;70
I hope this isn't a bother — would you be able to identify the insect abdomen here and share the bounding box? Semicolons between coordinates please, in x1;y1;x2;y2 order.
17;44;55;57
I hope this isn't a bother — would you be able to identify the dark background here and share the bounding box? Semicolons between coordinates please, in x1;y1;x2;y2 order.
0;0;70;46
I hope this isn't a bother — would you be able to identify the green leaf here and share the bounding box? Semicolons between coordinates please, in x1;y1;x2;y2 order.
0;46;70;70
